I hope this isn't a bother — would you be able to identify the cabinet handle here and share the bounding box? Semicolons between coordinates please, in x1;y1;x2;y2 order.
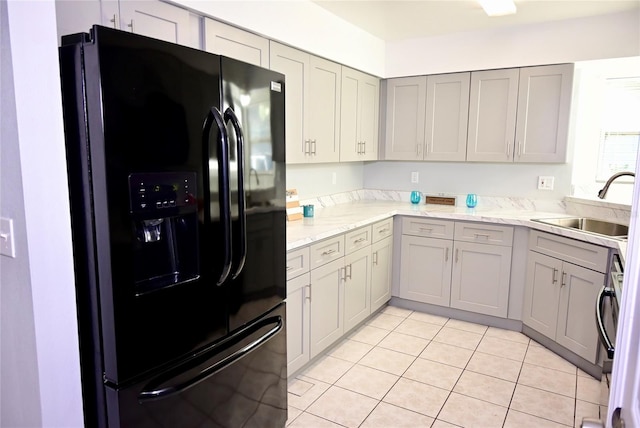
506;142;511;158
286;266;293;271
127;19;135;32
517;141;522;157
346;264;352;280
304;139;310;155
474;233;491;240
561;271;567;287
552;268;558;284
445;247;450;262
455;248;459;263
305;285;311;301
353;237;366;244
312;139;317;155
362;141;366;154
341;267;347;282
321;249;336;256
110;14;118;29
373;251;378;265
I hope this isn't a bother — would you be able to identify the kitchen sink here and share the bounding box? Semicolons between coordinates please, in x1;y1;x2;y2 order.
532;217;628;239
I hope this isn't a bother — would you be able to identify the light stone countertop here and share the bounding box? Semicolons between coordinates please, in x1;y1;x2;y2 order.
286;200;627;258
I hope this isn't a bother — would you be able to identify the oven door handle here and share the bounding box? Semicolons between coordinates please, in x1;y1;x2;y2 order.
596;285;616;359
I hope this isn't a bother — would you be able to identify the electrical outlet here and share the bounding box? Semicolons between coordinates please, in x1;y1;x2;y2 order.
538;176;555;190
411;171;419;183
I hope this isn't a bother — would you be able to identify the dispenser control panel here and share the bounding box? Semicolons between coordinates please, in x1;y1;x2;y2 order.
129;172;197;215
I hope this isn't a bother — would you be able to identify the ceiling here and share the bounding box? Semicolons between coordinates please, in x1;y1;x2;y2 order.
311;0;640;42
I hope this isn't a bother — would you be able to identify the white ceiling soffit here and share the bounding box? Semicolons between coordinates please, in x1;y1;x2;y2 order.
311;0;640;42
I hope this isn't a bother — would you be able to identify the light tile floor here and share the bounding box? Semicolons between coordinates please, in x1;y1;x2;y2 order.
287;305;609;428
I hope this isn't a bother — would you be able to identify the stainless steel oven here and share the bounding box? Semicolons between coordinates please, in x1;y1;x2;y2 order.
596;252;623;372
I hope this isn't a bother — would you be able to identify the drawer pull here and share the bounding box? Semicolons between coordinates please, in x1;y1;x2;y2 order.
286;266;293;271
353;237;366;244
419;227;433;233
474;233;491;239
321;249;337;256
378;228;389;234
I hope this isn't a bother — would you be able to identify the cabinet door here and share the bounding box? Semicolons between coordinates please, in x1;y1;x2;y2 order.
308;56;341;163
399;235;452;306
514;64;573;163
204;18;269;67
371;236;393;312
522;251;563;339
119;1;192;46
424;72;470;161
343;247;371;332
450;241;512;317
309;258;344;358
467;69;519;162
286;273;310;375
339;67;361;162
384;77;427;160
269;42;308;164
359;72;380;161
556;263;604;362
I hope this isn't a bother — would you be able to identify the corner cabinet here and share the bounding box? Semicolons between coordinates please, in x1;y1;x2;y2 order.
203;18;269;67
467;64;573;163
340;67;380;162
522;230;608;362
270;42;341;164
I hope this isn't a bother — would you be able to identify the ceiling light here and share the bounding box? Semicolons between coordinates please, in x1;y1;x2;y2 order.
478;0;517;16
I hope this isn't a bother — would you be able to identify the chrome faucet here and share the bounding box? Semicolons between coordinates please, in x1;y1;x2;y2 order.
597;171;635;199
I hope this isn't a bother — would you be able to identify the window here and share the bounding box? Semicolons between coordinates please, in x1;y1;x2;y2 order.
596;77;640;181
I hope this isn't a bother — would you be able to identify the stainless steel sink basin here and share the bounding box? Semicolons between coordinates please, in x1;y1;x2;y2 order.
532;217;628;239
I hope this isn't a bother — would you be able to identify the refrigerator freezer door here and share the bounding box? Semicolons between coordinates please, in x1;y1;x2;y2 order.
105;304;287;428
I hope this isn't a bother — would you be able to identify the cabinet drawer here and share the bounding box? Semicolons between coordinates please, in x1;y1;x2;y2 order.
454;222;514;246
372;218;393;243
345;226;372;255
310;235;345;270
402;217;454;239
286;247;310;280
529;230;608;273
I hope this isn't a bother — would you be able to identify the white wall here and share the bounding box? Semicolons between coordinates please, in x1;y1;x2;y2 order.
287;162;364;199
5;1;84;426
0;2;42;426
386;11;640;77
171;0;386;76
363;161;573;200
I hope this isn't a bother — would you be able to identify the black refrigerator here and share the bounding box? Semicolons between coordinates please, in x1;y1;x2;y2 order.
59;25;287;427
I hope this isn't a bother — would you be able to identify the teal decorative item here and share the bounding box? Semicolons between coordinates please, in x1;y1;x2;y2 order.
410;191;422;204
466;193;478;208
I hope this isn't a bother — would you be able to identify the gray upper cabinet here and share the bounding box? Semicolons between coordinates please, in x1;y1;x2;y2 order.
467;64;573;163
515;64;574;163
424;72;470;161
466;68;520;162
340;67;380;162
270;42;341;164
384;76;427;160
204;18;269;68
118;1;195;47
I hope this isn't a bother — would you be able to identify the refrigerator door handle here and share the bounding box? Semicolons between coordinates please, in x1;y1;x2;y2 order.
138;315;283;402
224;108;247;279
203;107;233;285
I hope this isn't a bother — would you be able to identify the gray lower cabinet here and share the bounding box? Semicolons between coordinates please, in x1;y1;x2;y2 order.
522;230;607;362
399;217;513;317
343;246;372;332
286;272;310;375
370;235;393;312
309;257;344;358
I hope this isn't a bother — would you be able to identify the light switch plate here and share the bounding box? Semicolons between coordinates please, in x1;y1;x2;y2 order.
1;217;16;258
411;171;419;183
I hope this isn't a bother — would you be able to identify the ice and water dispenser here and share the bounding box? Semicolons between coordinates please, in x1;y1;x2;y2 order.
129;172;199;295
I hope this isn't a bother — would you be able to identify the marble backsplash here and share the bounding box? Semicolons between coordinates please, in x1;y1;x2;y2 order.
297;189;633;225
298;189;568;213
